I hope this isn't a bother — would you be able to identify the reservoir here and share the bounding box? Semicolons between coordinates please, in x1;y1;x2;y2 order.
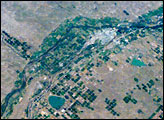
131;58;146;67
48;96;65;110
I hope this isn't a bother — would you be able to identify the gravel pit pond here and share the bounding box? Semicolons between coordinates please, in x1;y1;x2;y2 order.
131;58;146;67
48;96;65;110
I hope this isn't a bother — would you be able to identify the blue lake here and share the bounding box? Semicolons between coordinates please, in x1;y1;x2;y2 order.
48;96;65;110
131;58;146;67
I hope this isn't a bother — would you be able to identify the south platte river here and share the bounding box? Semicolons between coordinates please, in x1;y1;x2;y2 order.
48;96;65;110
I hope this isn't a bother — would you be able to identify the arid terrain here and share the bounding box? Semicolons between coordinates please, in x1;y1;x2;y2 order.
1;1;163;119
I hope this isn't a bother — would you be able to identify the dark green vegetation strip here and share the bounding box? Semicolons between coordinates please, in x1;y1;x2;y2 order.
1;31;31;60
148;105;163;119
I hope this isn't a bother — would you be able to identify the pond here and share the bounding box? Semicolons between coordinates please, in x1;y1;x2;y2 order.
131;58;146;67
48;95;65;110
